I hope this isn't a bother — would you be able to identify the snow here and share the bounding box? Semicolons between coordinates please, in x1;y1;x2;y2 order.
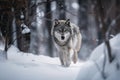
0;46;83;80
21;23;30;34
0;33;120;80
0;41;4;51
72;2;79;9
36;7;44;18
0;44;4;51
89;33;120;61
51;1;56;11
20;14;24;20
77;33;120;80
110;19;116;27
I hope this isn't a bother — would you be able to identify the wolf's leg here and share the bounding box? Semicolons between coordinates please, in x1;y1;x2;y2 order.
69;48;74;61
63;50;71;67
59;57;64;66
66;53;71;67
59;52;64;66
59;51;70;67
66;48;74;67
60;52;67;67
59;51;71;67
72;50;78;63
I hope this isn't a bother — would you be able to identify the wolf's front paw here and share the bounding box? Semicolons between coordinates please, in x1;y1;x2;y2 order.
62;61;71;67
62;64;70;67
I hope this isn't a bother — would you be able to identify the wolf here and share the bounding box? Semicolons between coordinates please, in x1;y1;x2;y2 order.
51;19;82;67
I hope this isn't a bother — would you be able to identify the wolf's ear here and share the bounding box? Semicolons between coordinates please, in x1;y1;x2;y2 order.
54;19;59;25
65;19;70;25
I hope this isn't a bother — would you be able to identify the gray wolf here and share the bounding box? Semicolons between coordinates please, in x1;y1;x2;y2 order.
51;19;82;67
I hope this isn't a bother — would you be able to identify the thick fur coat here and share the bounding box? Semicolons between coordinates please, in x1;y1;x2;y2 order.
51;19;82;67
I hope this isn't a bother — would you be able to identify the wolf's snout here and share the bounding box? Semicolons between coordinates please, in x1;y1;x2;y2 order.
61;36;65;40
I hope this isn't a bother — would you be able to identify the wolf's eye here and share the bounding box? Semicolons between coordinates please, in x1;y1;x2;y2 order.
58;29;61;32
64;29;67;32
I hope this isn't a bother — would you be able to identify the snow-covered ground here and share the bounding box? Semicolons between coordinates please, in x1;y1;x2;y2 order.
0;33;120;80
0;46;84;80
77;33;120;80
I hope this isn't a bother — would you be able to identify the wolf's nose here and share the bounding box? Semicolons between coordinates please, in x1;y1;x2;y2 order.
61;36;65;40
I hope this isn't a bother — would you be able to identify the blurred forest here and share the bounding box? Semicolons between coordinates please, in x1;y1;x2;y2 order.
0;0;120;60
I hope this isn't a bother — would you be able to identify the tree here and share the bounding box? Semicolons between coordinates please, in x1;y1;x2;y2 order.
45;0;53;57
0;0;30;59
56;0;66;19
95;0;117;63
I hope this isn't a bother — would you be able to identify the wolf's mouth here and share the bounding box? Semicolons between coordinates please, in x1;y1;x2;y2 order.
61;36;65;40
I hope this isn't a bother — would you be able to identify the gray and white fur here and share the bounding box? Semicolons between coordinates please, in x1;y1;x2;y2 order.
51;19;82;67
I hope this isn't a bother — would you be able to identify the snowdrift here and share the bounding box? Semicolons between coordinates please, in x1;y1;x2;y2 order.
77;33;120;80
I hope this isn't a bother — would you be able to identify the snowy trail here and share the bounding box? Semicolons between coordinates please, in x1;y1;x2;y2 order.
0;46;85;80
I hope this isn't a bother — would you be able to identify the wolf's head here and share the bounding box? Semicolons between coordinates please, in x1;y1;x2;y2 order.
53;19;72;45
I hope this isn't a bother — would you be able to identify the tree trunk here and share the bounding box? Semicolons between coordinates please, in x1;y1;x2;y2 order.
56;0;66;19
45;0;53;57
96;0;113;63
105;40;113;62
16;18;23;51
